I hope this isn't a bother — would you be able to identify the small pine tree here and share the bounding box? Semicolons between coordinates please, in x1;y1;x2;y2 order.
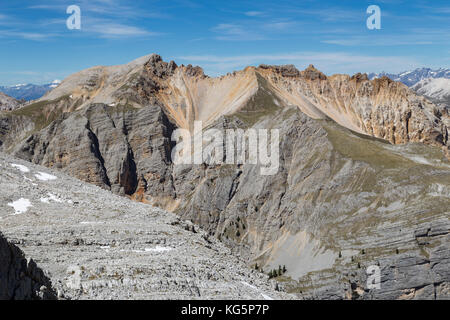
361;249;365;255
236;230;241;237
357;262;361;269
254;263;259;270
283;265;287;273
339;251;342;258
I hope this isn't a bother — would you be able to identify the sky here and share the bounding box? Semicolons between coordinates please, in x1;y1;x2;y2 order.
0;0;449;85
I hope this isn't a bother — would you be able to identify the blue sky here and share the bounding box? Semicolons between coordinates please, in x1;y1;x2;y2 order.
0;0;449;85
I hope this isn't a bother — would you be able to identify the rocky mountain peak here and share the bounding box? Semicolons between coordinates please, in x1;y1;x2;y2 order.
258;64;301;77
301;64;327;80
144;54;178;79
350;72;369;82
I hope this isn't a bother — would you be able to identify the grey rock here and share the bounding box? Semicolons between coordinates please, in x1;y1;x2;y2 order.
0;231;56;300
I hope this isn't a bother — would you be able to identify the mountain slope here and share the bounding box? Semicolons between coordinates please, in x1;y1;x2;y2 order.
0;54;449;299
0;152;290;300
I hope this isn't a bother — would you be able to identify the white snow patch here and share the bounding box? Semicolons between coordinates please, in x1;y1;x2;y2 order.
35;171;57;181
11;163;30;173
7;198;32;215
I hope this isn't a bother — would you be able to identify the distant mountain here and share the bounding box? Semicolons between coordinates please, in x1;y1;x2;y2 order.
0;80;61;101
368;68;450;87
412;77;450;108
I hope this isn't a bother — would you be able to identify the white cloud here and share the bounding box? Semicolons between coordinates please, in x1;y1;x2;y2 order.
245;11;264;17
89;23;161;38
212;23;266;41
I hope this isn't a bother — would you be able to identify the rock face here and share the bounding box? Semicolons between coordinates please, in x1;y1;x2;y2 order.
0;231;56;300
0;54;449;299
0;152;290;300
0;92;21;111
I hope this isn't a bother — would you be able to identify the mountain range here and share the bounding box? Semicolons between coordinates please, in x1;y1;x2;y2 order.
1;68;449;102
0;80;61;101
368;68;450;87
0;54;449;299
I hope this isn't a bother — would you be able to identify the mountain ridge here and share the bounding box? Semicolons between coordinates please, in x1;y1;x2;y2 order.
26;54;448;159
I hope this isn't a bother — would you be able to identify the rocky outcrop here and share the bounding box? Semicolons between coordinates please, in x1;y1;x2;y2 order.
0;55;449;299
0;232;56;300
0;92;21;111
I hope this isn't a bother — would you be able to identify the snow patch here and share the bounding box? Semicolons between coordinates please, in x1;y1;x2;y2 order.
11;163;30;173
35;171;57;181
7;198;32;215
